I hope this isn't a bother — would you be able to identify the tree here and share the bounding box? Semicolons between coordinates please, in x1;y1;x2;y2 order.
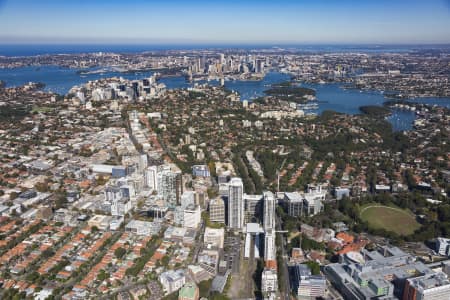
305;261;321;275
9;192;18;200
97;269;110;281
198;279;212;298
114;247;126;259
161;255;170;267
34;182;48;193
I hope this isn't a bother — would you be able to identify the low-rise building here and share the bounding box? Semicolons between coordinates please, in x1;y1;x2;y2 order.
403;272;450;300
125;219;161;236
87;214;112;231
292;264;326;299
261;268;278;294
436;237;450;256
159;269;186;295
325;246;435;299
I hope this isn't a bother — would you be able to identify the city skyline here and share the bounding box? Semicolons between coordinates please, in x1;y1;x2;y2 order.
1;0;450;45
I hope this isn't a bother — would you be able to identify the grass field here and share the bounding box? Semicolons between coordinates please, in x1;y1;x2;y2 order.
360;204;421;236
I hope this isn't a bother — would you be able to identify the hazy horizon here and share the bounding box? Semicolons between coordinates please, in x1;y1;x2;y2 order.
1;0;449;45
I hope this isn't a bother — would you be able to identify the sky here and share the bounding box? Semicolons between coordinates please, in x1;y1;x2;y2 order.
0;0;449;45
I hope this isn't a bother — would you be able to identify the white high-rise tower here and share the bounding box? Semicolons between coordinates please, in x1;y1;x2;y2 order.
228;177;244;230
263;191;276;231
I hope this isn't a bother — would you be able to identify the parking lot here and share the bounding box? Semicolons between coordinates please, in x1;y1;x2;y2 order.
223;233;241;274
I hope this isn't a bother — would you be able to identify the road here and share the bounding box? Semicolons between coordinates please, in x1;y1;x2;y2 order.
192;221;205;262
276;214;291;300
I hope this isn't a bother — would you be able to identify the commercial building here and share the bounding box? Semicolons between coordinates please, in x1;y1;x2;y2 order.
192;165;210;177
144;165;159;191
403;272;450;300
209;197;225;224
261;268;278;294
284;192;303;217
436;237;450;256
87;214;112;231
183;204;201;229
181;191;196;208
325;246;436;300
204;227;225;249
112;166;127;178
197;249;220;276
111;197;132;216
303;185;326;216
284;185;326;217
228;177;244;230
125;219;162;236
292;264;326;299
159;269;186;295
334;187;350;200
244;193;263;223
91;164;115;174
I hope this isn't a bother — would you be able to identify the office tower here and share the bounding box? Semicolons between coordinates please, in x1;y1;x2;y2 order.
183;204;201;229
111;197;131;216
263;191;276;231
139;154;148;172
228;177;244;230
257;59;265;73
209;197;225;224
145;165;159;191
200;55;206;73
219;53;225;65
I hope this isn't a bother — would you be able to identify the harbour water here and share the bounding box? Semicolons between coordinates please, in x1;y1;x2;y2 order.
0;66;154;95
1;66;449;131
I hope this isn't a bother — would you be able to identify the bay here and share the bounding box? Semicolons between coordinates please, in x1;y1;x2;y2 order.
1;66;449;131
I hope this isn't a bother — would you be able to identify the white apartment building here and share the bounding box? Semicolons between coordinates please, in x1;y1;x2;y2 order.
228;177;244;230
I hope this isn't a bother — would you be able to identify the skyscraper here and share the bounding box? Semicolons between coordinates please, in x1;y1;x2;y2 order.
158;168;182;206
139;154;148;172
144;165;159;191
263;191;276;231
228;177;244;230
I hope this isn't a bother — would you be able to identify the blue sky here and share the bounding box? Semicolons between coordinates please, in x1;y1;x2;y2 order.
0;0;449;44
